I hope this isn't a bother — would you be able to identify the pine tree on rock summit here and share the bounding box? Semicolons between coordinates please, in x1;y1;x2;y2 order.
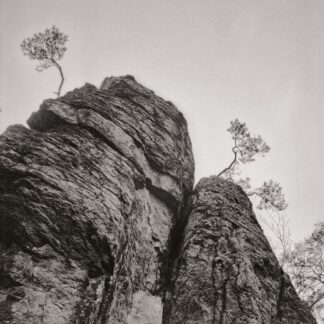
218;118;287;213
21;26;68;97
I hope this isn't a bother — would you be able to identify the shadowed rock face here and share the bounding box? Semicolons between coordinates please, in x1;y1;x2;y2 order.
0;76;315;323
163;177;316;324
0;76;194;323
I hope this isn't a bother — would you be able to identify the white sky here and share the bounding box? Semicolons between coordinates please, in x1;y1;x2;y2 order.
0;0;323;242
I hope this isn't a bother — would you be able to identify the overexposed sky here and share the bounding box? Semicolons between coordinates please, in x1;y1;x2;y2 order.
0;0;323;242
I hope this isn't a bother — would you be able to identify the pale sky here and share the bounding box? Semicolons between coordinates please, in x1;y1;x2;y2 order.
0;0;323;242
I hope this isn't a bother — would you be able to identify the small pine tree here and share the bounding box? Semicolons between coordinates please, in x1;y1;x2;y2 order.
219;119;287;212
218;118;270;178
21;26;68;97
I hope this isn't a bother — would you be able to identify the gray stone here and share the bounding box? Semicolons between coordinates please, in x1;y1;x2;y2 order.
163;176;316;324
0;76;193;323
0;76;315;323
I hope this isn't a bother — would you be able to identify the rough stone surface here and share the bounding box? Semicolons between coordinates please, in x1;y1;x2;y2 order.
0;76;193;323
0;76;315;323
163;177;316;324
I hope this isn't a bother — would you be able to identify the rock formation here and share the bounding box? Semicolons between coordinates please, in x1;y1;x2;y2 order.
0;76;316;323
163;177;315;324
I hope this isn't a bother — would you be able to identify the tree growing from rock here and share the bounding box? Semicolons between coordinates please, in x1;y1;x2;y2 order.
218;120;323;321
21;26;68;97
218;119;270;178
218;118;287;213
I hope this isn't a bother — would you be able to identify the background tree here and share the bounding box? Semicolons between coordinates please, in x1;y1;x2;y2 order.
21;26;68;97
259;211;292;267
287;222;324;322
260;214;324;322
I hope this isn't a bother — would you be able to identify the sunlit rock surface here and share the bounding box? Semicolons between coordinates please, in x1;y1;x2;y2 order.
0;76;315;323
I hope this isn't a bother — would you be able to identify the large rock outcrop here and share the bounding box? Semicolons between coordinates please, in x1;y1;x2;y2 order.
163;177;316;323
0;76;315;323
0;76;194;323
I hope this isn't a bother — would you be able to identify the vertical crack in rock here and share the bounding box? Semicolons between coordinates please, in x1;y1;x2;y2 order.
211;244;219;324
276;271;286;321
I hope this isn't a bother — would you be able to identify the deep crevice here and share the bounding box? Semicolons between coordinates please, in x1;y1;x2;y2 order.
149;184;179;213
276;269;286;321
160;189;192;323
220;276;229;324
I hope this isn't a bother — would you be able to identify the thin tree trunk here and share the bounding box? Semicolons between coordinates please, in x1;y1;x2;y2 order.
52;60;64;97
218;148;238;177
218;137;239;177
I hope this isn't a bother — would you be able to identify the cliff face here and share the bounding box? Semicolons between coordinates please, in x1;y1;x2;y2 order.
163;177;315;324
0;76;194;323
0;76;315;323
